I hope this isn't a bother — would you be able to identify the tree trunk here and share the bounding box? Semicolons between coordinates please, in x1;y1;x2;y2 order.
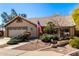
58;28;61;40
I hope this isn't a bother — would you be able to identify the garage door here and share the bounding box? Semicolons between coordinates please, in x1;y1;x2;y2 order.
9;29;26;37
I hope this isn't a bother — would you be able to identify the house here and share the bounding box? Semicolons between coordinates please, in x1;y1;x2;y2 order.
4;15;76;39
0;26;4;37
29;15;76;39
4;16;38;38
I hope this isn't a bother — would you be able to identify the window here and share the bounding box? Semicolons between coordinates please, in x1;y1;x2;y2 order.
64;28;69;32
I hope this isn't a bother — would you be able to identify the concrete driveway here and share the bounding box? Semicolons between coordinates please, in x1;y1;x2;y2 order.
0;37;10;45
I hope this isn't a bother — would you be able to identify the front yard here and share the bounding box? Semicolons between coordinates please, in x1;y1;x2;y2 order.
12;39;76;54
13;40;50;51
0;36;79;56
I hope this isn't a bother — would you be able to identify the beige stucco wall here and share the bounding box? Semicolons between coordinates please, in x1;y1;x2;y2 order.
4;29;7;37
5;19;37;38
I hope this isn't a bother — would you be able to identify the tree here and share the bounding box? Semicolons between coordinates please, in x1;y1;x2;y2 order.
11;9;17;18
20;14;27;18
72;8;79;30
50;16;64;40
1;12;9;23
43;21;56;34
1;9;27;24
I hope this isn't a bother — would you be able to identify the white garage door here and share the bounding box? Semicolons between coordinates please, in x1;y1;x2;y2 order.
9;29;26;37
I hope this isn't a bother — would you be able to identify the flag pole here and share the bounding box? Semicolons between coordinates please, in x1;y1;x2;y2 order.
36;21;39;49
36;28;39;49
36;20;42;49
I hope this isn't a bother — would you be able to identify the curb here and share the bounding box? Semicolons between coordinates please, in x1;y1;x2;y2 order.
64;50;79;56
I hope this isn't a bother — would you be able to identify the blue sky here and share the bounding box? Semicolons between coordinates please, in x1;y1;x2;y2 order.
0;3;78;24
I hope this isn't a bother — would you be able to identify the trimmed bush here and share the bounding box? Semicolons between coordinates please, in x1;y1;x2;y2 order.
52;35;59;40
40;34;58;42
7;38;19;45
69;37;79;49
40;34;51;42
43;22;57;34
7;31;31;45
22;31;31;41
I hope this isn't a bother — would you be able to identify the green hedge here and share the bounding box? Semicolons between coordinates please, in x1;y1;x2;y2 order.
69;37;79;49
7;32;31;45
40;34;58;42
7;37;23;45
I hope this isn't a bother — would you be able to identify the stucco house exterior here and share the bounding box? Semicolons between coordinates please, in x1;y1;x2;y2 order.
4;15;76;39
4;16;37;38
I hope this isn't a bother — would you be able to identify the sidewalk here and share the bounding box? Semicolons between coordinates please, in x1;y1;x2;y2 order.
0;49;26;56
3;42;28;49
20;51;64;56
0;49;64;56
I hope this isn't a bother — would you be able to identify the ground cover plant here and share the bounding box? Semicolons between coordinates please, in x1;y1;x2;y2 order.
69;37;79;49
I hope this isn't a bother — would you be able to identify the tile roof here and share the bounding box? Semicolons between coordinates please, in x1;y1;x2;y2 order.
28;16;76;27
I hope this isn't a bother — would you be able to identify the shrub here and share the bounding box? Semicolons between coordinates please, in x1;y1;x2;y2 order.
52;35;59;40
43;22;57;34
7;31;31;45
22;31;31;41
7;38;19;45
69;37;79;49
40;34;50;42
40;34;58;42
40;34;52;42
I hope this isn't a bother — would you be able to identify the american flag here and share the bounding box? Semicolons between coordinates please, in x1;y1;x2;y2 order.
37;20;43;34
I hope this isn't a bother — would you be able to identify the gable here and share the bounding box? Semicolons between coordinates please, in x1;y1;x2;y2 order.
5;16;36;27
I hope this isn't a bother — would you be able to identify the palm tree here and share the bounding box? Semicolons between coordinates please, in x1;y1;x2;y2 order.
1;9;27;25
11;9;17;18
1;12;9;23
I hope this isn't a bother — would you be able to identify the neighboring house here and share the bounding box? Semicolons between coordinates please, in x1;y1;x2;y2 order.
0;26;4;37
4;15;76;39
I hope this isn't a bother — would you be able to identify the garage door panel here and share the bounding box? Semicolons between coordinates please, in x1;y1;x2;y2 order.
9;29;26;37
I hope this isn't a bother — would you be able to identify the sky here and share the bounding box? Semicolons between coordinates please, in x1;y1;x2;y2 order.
0;3;78;25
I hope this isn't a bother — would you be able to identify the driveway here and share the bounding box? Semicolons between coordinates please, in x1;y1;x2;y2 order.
0;37;10;45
